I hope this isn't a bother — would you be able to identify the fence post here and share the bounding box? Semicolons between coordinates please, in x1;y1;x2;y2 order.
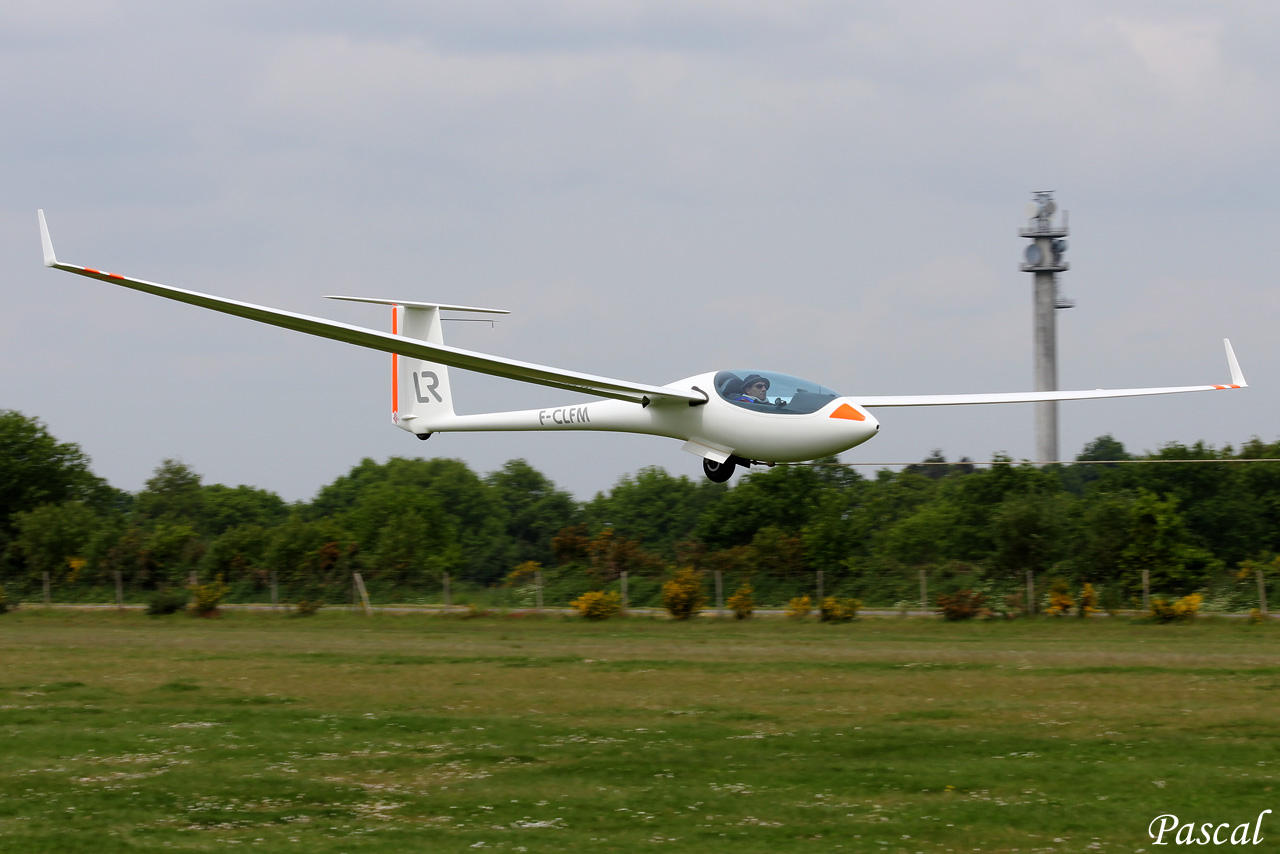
189;571;198;588
1142;569;1151;613
535;570;543;612
114;571;124;610
620;570;628;613
1026;570;1035;615
1258;568;1269;616
919;569;927;616
443;573;452;609
270;571;278;611
816;570;824;605
715;570;724;617
43;571;50;607
352;572;372;616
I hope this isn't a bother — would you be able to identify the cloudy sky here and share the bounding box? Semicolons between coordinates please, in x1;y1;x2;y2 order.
3;1;1277;500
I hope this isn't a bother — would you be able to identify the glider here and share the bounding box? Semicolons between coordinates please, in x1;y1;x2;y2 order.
37;211;1247;482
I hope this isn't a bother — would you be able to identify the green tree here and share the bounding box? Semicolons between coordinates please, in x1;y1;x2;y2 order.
312;457;507;583
693;464;827;549
142;522;205;586
989;491;1072;580
135;459;205;524
200;525;273;586
1118;490;1218;596
264;516;355;590
369;509;462;586
10;501;103;583
586;467;723;558
486;459;580;567
201;485;288;537
0;411;114;534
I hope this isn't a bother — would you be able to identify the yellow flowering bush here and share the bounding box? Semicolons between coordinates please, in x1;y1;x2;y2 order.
1046;579;1075;616
785;595;812;620
662;567;705;620
1078;583;1099;617
571;590;622;621
1149;591;1203;623
190;575;229;616
819;597;861;623
726;584;755;620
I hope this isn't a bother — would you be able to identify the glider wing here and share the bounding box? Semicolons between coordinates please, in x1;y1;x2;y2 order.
37;211;703;407
856;340;1246;407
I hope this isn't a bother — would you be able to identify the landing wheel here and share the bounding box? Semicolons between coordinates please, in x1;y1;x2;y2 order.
702;457;736;483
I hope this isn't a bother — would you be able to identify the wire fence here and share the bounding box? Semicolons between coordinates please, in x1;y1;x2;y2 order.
7;566;1273;619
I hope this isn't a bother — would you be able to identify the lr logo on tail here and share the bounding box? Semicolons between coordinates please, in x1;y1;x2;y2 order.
413;371;442;403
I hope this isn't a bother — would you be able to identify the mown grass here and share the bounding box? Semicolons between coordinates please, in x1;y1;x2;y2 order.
0;611;1277;853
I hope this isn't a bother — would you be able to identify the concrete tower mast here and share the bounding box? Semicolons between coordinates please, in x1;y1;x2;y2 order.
1019;191;1073;462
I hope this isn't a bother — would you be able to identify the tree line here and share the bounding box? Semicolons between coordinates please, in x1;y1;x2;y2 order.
2;409;1277;609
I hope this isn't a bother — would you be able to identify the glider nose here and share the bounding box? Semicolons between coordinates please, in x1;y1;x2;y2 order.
829;399;879;441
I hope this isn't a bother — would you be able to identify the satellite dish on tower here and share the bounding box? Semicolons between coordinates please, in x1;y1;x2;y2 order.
1025;202;1039;219
1042;199;1057;216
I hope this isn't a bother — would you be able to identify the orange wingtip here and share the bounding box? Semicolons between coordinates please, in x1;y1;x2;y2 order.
830;403;866;421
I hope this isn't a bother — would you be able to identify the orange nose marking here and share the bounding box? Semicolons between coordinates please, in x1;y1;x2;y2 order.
830;403;866;421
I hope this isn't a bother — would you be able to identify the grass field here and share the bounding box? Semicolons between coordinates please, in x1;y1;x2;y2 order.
0;611;1277;853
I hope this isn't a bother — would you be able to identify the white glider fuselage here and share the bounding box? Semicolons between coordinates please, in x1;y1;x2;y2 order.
408;372;880;464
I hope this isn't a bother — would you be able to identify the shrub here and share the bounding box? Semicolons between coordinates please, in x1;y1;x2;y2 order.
936;589;987;621
727;584;755;620
819;596;861;623
571;590;622;620
662;567;705;620
1248;608;1266;625
0;585;8;615
147;588;189;616
1046;579;1074;616
189;575;229;616
785;595;812;620
293;599;322;616
1149;592;1203;623
1078;583;1099;617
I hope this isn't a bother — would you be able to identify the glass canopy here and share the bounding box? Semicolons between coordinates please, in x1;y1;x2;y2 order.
712;370;841;415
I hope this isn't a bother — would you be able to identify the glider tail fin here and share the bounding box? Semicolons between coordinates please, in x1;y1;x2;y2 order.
394;303;457;433
326;297;509;435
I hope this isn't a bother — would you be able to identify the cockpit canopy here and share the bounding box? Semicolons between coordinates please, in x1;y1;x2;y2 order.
713;370;842;415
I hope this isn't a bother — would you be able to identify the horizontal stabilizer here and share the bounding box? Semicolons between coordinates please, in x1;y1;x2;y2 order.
327;296;509;315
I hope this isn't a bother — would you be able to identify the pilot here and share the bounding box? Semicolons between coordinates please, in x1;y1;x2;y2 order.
734;375;771;403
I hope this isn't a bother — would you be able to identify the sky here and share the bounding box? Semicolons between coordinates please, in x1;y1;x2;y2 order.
3;1;1277;501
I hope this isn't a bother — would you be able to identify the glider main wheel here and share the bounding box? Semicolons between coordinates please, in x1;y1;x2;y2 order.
702;457;736;483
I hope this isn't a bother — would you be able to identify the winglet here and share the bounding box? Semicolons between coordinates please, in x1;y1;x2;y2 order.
1225;338;1247;388
38;209;57;267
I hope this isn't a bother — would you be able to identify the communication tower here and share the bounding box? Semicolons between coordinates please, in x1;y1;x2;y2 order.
1020;191;1072;462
